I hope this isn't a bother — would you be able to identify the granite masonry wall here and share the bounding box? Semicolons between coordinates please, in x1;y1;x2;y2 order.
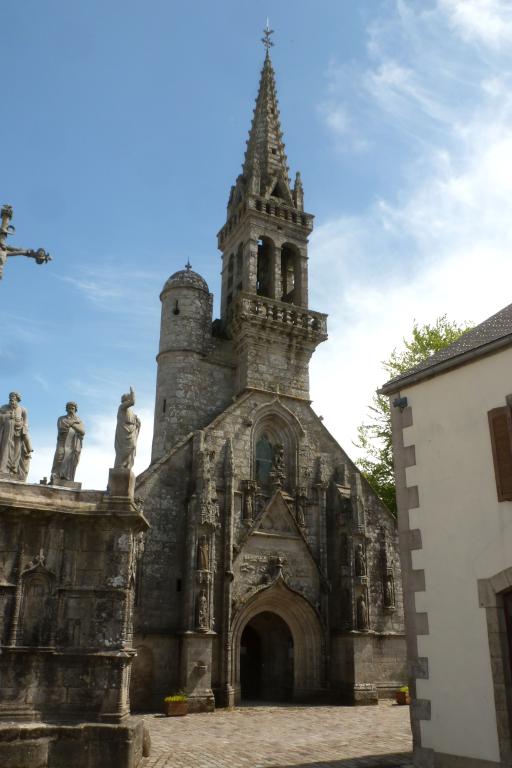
133;385;406;711
0;475;150;768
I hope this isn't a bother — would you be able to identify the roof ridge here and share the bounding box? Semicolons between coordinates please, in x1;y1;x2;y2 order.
381;302;512;393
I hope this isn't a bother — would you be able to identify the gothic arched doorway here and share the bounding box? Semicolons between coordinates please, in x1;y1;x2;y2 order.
240;611;293;701
231;579;325;704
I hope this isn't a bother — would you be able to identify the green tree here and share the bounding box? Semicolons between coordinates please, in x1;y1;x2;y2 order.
356;315;473;515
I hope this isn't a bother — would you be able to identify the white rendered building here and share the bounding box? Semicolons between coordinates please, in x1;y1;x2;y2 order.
382;303;512;768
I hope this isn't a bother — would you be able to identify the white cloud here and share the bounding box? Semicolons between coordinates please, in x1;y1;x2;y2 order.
318;60;372;153
440;0;512;48
310;0;512;463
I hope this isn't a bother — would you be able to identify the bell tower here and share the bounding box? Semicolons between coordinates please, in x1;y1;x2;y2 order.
217;26;327;401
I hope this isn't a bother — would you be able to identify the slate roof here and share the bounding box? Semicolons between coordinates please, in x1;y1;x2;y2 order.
161;267;209;296
380;302;512;393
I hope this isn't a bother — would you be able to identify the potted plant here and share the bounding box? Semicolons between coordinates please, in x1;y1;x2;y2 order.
164;692;188;717
395;685;410;705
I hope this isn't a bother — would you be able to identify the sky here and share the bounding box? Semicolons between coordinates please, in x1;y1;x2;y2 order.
2;0;512;488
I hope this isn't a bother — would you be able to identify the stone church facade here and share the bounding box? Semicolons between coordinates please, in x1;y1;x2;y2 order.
131;48;406;712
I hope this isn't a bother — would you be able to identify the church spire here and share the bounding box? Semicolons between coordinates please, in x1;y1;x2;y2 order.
241;26;293;205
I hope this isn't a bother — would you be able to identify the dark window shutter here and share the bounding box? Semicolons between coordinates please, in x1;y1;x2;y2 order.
488;406;512;501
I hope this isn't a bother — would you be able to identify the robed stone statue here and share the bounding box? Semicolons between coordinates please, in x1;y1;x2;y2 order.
114;388;141;471
0;392;32;481
50;402;85;483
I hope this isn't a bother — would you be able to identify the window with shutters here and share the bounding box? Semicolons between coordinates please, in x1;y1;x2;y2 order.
488;405;512;501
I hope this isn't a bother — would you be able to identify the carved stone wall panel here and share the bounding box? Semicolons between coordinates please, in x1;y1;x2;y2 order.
0;480;148;727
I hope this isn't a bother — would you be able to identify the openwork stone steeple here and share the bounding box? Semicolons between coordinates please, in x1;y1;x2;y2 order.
216;27;326;401
241;50;292;205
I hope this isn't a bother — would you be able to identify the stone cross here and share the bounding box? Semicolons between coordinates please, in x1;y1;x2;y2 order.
261;20;274;52
0;205;51;281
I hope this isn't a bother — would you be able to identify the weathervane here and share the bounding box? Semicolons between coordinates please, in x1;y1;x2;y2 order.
261;19;274;53
0;205;51;281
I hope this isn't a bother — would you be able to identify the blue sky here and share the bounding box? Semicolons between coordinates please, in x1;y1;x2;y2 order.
2;1;512;487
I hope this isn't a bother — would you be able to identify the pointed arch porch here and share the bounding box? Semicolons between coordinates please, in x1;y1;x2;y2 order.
230;579;326;704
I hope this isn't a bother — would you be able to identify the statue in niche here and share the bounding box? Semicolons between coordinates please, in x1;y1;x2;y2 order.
197;589;209;631
316;455;327;485
243;480;256;522
50;401;85;483
196;535;209;571
357;594;369;631
384;572;395;607
199;448;219;527
354;543;366;577
114;387;141;471
255;494;267;516
273;443;285;473
0;391;32;481
243;492;253;522
270;443;285;485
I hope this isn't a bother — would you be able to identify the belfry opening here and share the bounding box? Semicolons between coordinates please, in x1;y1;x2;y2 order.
240;612;293;702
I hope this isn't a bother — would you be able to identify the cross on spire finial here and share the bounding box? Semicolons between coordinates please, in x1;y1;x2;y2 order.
261;19;274;53
185;260;192;271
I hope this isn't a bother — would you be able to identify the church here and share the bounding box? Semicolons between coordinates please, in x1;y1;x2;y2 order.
131;37;406;712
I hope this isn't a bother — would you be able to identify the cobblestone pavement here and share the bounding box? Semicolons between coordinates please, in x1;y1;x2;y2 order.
142;701;412;768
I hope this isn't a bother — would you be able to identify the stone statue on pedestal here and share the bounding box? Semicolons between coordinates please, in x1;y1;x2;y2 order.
384;572;395;608
197;535;210;571
0;392;32;481
197;589;209;631
355;543;366;576
114;388;141;470
357;594;369;631
50;402;85;483
270;443;285;486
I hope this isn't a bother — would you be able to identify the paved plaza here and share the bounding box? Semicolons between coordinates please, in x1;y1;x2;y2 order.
142;702;413;768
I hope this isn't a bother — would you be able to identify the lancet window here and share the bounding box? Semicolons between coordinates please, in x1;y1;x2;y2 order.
252;411;298;492
256;435;273;484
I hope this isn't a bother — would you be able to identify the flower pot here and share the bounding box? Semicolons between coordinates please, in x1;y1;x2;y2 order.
395;690;410;706
165;700;188;717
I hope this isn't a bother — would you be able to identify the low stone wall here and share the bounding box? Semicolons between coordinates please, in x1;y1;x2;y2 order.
0;719;148;768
